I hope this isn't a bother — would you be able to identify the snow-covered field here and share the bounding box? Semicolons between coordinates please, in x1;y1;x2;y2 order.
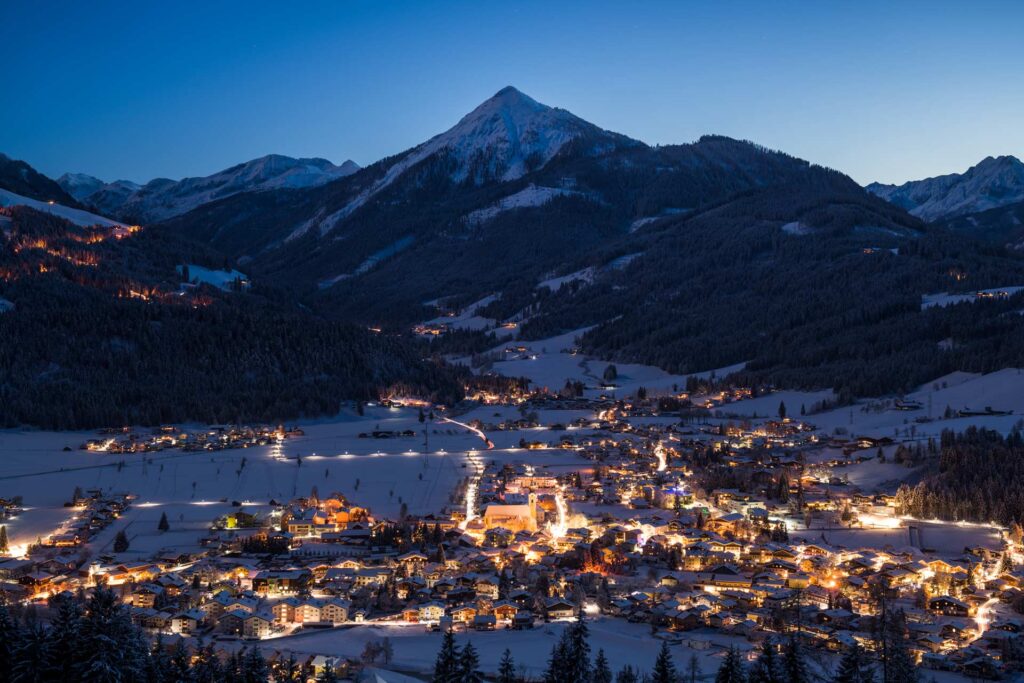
178;264;248;290
255;618;749;679
476;328;745;398
0;406;590;558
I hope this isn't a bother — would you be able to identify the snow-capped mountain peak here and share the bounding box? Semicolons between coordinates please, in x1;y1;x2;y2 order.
302;86;630;237
867;154;1024;221
56;172;106;202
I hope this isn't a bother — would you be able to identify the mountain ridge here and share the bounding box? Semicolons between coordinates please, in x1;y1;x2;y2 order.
867;155;1024;222
57;153;361;223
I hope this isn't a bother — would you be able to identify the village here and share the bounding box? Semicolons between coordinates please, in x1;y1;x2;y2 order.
0;371;1023;682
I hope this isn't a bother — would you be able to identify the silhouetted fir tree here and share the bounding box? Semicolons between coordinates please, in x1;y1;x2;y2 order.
158;512;169;532
715;646;747;683
113;529;130;553
884;611;918;683
41;592;83;681
187;642;220;683
565;616;592;683
240;646;269;683
168;638;192;682
593;648;613;683
498;649;517;683
783;637;810;683
12;620;52;683
615;665;640;683
144;636;171;683
651;640;678;683
685;654;701;683
458;641;483;683
834;643;875;683
0;605;18;683
78;586;147;682
544;632;570;683
0;526;8;554
432;629;460;683
749;639;783;683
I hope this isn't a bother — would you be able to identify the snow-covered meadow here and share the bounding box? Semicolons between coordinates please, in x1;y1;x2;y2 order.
0;406;589;559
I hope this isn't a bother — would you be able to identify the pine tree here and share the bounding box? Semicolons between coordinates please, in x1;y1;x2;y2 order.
168;639;192;683
432;629;460;683
593;648;613;683
146;636;172;683
749;639;783;683
685;654;701;683
0;605;19;683
158;512;170;532
544;632;570;683
113;530;130;553
277;652;299;683
458;641;483;683
192;642;223;683
79;586;147;682
616;666;639;683
44;592;83;681
12;619;52;682
884;611;918;683
565;615;592;683
0;525;8;554
834;643;875;683
652;640;677;683
498;649;517;683
242;646;270;683
715;646;747;683
783;637;810;683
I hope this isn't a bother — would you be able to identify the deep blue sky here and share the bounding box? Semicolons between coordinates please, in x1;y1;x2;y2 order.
2;1;1021;185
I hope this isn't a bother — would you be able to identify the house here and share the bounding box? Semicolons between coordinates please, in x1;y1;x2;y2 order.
513;610;535;629
473;614;497;631
929;596;971;617
493;601;518;622
170;608;205;635
252;569;310;594
219;608;249;635
419;601;446;623
244;612;273;639
450;605;477;624
320;599;350;624
544;597;576;620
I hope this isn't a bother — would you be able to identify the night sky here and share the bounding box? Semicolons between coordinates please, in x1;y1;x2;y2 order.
2;0;1021;185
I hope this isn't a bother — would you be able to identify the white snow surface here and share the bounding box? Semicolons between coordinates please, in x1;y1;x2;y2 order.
0;405;590;557
464;184;582;225
0;188;125;228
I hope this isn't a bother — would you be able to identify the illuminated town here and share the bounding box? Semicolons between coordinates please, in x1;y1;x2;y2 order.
1;371;1022;681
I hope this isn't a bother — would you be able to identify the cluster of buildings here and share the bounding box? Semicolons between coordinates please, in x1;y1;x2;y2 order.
3;387;1024;679
81;424;303;454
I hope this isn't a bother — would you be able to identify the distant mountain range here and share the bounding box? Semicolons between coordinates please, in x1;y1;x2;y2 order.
57;154;360;223
867;155;1024;248
3;86;1024;426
